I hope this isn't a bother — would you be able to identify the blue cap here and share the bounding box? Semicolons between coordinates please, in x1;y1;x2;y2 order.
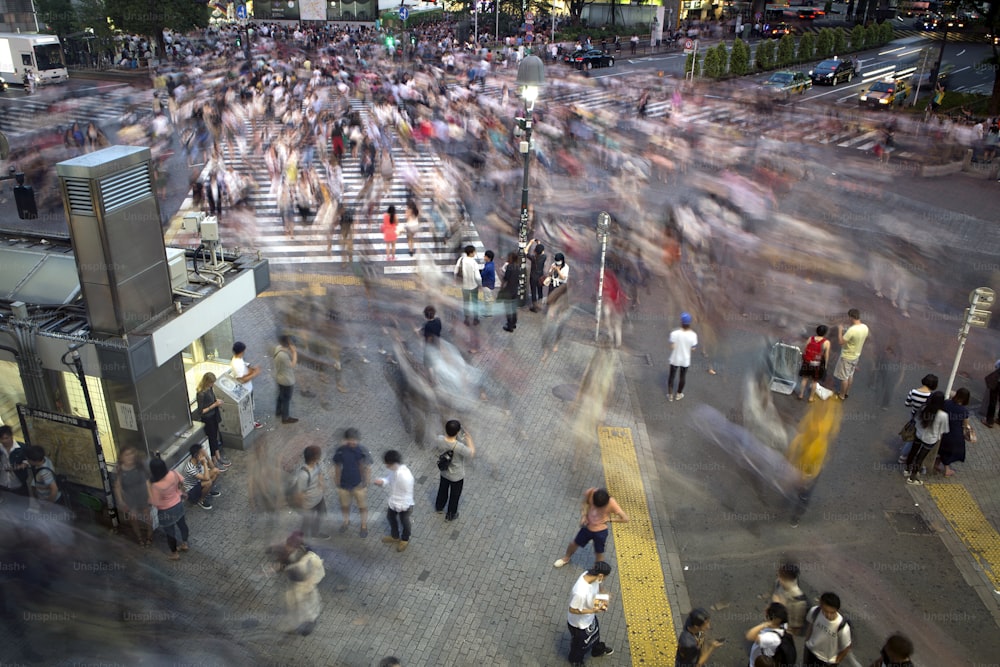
680;312;692;326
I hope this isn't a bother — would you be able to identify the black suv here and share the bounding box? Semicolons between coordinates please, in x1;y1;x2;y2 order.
809;59;856;86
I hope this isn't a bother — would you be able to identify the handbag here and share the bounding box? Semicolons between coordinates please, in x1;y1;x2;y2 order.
437;446;455;472
899;419;916;443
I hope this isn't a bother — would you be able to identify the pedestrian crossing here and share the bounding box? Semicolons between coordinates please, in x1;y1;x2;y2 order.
210;98;483;272
794;26;990;43
0;86;145;138
473;80;895;157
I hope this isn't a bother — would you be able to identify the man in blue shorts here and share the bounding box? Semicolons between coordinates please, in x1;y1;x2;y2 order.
554;487;630;568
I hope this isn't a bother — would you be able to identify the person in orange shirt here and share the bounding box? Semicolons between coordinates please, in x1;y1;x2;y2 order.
554;487;629;568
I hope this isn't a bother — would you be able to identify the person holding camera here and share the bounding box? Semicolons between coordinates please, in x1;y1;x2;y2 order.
434;420;475;522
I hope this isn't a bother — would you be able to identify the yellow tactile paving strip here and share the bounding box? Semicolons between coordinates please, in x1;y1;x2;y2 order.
599;426;677;665
927;484;1000;591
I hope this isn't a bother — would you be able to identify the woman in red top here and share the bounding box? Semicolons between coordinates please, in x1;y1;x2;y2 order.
148;455;190;560
381;205;399;261
797;325;831;402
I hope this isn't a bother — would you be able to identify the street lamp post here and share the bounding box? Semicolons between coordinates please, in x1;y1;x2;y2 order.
944;288;995;397
515;54;545;308
594;212;611;343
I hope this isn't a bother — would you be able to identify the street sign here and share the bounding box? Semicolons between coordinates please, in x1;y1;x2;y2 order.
967;308;991;328
683;38;695;54
236;4;247;19
399;6;409;20
970;287;996;307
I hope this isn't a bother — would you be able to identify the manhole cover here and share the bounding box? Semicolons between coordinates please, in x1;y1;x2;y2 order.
553;384;580;402
885;511;935;536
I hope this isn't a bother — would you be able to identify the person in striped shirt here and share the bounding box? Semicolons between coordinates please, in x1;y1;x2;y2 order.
898;374;938;464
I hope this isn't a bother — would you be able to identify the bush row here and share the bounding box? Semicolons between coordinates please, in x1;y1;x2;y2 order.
686;22;894;78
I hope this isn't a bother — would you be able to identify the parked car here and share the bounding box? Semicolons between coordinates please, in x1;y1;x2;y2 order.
809;58;856;86
571;48;615;70
761;71;812;97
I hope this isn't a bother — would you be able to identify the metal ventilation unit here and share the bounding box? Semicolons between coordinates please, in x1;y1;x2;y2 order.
56;146;174;336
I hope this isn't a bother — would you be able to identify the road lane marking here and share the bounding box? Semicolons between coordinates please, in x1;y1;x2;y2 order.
598;426;677;665
927;484;1000;591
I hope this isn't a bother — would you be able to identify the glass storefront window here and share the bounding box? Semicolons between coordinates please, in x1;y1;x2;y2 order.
182;319;235;413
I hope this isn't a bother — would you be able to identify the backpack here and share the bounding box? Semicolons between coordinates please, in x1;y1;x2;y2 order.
803;336;824;366
763;627;797;667
285;465;312;508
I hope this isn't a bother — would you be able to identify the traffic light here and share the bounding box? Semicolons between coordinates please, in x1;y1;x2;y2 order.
386;35;395;49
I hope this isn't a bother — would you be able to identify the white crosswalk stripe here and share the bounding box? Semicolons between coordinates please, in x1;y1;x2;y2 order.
212;97;483;272
0;87;142;137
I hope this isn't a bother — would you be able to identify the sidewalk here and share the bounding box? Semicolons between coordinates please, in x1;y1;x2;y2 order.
66;278;686;666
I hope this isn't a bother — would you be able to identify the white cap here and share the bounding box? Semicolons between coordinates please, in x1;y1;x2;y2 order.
759;631;782;657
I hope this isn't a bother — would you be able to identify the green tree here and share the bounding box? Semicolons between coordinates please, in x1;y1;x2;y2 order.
776;34;795;67
986;0;1000;114
105;0;209;57
832;27;847;55
36;0;78;39
730;37;751;75
850;24;866;51
878;21;893;45
798;32;815;62
715;43;729;76
703;45;722;78
816;28;834;58
864;24;878;48
755;38;776;70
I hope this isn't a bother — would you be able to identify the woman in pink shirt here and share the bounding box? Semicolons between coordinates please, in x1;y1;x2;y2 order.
148;455;190;561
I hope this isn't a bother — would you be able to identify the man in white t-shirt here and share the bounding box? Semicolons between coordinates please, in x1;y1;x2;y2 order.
668;312;698;402
803;592;852;666
231;341;263;429
566;561;615;666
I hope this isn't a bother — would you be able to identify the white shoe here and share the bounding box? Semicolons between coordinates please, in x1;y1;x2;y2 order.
553;558;569;568
675;393;684;401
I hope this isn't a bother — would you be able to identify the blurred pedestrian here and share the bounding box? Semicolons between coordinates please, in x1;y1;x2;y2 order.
435;420;475;522
404;196;420;257
771;561;809;636
147;454;190;561
675;608;725;667
935;387;973;477
803;592;852;666
833;309;869;401
565;561;615;666
601;268;627;349
541;283;571;361
333;428;372;537
113;446;153;547
667;312;698;402
290;445;330;539
869;633;914;667
553;487;629;568
275;530;325;636
274;334;299;424
375;449;414;552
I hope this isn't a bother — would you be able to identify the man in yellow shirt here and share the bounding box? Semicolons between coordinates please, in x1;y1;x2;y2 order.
833;308;869;401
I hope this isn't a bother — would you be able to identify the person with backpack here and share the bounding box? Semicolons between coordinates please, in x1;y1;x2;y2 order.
26;445;62;506
746;602;796;667
797;325;831;402
289;445;330;540
803;592;852;666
